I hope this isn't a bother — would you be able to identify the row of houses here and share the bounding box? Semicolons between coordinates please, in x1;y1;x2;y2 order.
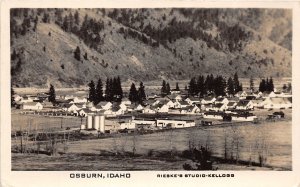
15;90;292;117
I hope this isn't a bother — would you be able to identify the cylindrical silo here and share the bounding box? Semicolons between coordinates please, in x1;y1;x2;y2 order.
87;115;93;129
93;116;100;130
99;115;105;133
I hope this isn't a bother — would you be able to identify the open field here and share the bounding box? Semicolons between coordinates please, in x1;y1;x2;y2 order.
11;109;292;170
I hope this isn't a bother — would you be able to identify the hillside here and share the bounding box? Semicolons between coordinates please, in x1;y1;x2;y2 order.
10;8;292;88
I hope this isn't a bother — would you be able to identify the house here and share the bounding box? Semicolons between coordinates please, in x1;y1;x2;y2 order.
251;99;264;108
20;96;34;103
215;97;229;105
180;105;200;114
64;95;74;100
235;100;254;110
261;97;292;109
170;89;181;94
78;109;94;117
96;102;112;110
13;95;23;102
262;91;276;98
200;97;216;105
156;104;169;113
63;103;80;113
42;101;54;109
227;101;237;109
235;91;248;99
143;105;156;114
174;101;190;109
165;94;182;101
135;104;144;111
121;98;131;106
112;105;125;116
22;102;43;110
185;97;200;105
73;96;88;103
207;103;227;112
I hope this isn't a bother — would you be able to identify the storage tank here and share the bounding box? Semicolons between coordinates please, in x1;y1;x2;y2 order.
93;115;100;130
99;115;105;133
87;115;93;129
80;124;86;130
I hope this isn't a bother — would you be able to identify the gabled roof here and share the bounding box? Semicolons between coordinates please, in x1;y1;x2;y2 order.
236;100;251;107
165;94;181;100
23;102;41;106
178;101;189;105
97;101;111;106
227;101;237;107
202;97;215;101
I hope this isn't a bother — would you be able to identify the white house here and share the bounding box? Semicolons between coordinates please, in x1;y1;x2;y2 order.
207;103;227;112
227;101;237;109
20;96;34;103
262;91;276;98
235;100;254;110
174;101;190;109
165;94;182;101
63;103;80;113
185;97;200;105
180;105;200;114
22;102;43;110
201;97;216;105
73;96;88;103
143;106;156;114
157;104;169;113
261;97;292;109
215;97;229;105
235;91;248;99
121;98;131;106
96;102;112;110
78;109;93;117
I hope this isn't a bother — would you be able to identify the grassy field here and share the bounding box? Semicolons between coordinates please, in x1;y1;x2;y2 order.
11;108;292;170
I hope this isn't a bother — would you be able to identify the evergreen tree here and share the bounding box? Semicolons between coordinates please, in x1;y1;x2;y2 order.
250;76;254;92
129;83;138;103
95;78;104;104
259;79;266;92
115;76;123;102
74;46;81;61
11;86;15;107
74;10;80;25
138;82;146;104
233;72;240;94
48;84;56;104
197;75;205;97
161;80;167;96
189;77;197;96
227;77;235;96
269;77;274;92
175;82;180;91
88;80;96;103
105;78;113;101
266;78;270;91
166;83;171;95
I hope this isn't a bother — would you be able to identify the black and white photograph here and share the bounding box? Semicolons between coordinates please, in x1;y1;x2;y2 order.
1;1;300;186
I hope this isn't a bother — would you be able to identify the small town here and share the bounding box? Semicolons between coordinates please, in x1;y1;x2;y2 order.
9;8;292;172
12;76;292;131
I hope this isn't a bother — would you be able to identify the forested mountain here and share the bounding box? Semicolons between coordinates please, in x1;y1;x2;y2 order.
10;8;292;87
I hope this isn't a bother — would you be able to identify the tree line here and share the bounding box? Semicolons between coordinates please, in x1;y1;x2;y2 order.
88;76;123;104
188;72;243;97
128;82;146;104
258;77;274;92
